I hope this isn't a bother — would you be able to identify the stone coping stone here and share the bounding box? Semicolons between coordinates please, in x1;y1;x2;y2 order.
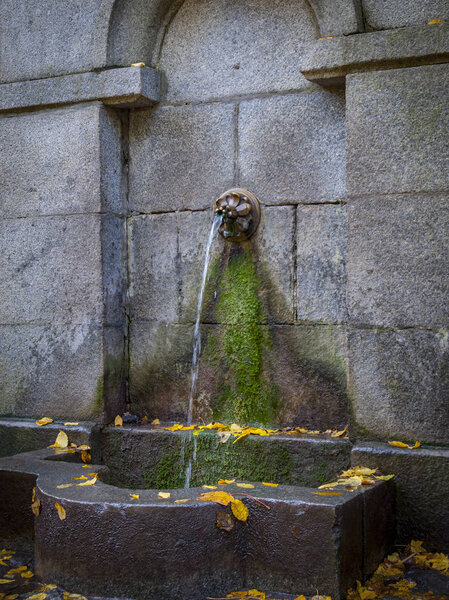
0;67;160;112
352;442;449;552
0;447;394;600
301;22;449;86
0;418;98;459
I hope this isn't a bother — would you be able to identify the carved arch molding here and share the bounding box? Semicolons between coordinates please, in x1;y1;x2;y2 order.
106;0;363;67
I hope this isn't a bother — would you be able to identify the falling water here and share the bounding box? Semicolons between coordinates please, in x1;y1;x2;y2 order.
183;214;222;488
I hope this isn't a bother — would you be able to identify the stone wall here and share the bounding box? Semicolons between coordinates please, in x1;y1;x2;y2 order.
0;0;448;441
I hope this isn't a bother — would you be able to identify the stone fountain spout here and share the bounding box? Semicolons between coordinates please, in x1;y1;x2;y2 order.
215;188;261;241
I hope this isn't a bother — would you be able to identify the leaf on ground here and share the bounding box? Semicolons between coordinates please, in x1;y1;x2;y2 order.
80;450;91;464
151;418;160;425
35;417;53;426
72;476;88;481
388;440;420;449
0;580;13;584
230;424;243;434
20;570;34;578
23;595;47;600
331;425;348;437
216;511;234;531
227;591;265;599
114;415;123;427
355;582;376;600
130;62;146;67
63;422;79;426
318;481;340;489
56;484;74;489
63;595;88;600
197;491;235;506
231;499;249;522
54;502;66;520
5;567;26;575
164;424;195;431
31;497;41;517
233;432;250;444
76;474;97;486
202;485;217;489
218;479;235;485
39;585;57;592
293;596;307;600
236;483;255;489
48;430;68;449
174;499;189;504
77;445;90;451
428;19;444;24
262;482;278;487
129;494;140;499
82;464;92;468
341;467;376;478
158;492;171;499
430;552;449;573
375;474;394;481
313;491;344;496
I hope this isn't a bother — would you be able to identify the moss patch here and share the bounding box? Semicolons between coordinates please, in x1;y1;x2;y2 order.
206;249;280;426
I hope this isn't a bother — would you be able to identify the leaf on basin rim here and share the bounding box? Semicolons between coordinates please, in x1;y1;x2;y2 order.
226;590;265;599
428;18;444;24
0;580;13;584
331;425;348;437
341;466;376;478
54;502;66;520
174;499;189;504
77;444;90;451
151;418;160;425
23;595;47;600
130;62;146;67
197;491;235;506
56;484;73;489
76;474;97;486
35;417;53;426
20;570;34;578
39;585;57;592
318;481;339;489
261;482;278;487
202;485;217;489
218;479;235;485
114;415;123;427
388;440;420;449
313;491;344;496
293;596;306;600
164;424;195;431
236;483;255;489
129;494;140;499
63;422;79;426
72;476;87;481
233;432;250;444
375;474;394;481
31;497;41;517
48;430;68;449
158;492;171;499
231;499;249;522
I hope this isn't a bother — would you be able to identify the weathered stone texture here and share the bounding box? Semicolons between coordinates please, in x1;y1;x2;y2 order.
128;213;179;322
348;328;449;445
347;193;449;328
352;442;449;552
297;205;347;324
362;0;449;31
347;64;449;197
0;0;112;83
253;206;295;323
239;91;346;204
159;0;316;102
129;104;234;213
0;104;125;218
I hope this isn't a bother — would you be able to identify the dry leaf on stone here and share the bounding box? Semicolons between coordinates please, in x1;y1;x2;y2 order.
236;483;255;489
54;503;66;520
151;418;160;425
231;499;249;522
114;415;123;427
80;450;91;464
202;485;217;489
76;475;97;486
35;417;53;426
174;499;189;504
388;440;420;449
130;62;145;66
293;596;306;600
20;571;34;578
130;494;140;499
216;511;234;531
31;497;41;517
218;479;235;485
25;595;47;600
331;426;348;437
72;476;87;481
375;474;394;481
56;484;73;489
233;432;250;444
63;422;79;426
262;482;278;487
218;432;231;443
48;430;68;449
158;492;171;499
428;19;444;24
313;491;344;496
197;491;235;506
227;591;265;599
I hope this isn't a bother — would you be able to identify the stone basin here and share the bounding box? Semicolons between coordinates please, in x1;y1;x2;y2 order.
0;420;395;600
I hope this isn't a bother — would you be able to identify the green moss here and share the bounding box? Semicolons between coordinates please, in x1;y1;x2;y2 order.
206;250;279;426
152;451;184;489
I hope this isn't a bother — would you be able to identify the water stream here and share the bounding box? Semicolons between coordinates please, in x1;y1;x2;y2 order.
183;214;222;488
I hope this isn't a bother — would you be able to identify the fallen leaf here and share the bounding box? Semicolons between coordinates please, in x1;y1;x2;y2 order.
23;595;47;600
410;539;426;553
293;596;307;600
48;430;68;449
174;499;189;504
35;417;53;426
6;595;19;599
318;481;340;490
233;432;250;444
428;19;444;24
72;476;88;481
39;585;57;592
141;416;148;424
197;491;235;506
114;415;123;427
202;485;217;489
32;487;36;502
77;445;91;451
341;467;376;478
231;499;249;522
76;475;97;486
218;432;231;443
227;591;265;599
130;62;146;67
80;450;91;464
216;511;234;531
375;474;394;481
20;571;34;578
164;424;195;431
53;502;66;520
218;479;235;485
0;580;12;584
158;492;171;499
313;491;344;496
262;482;278;487
63;595;88;600
151;418;160;425
56;484;74;489
236;483;255;489
31;497;41;517
331;425;348;437
230;424;243;434
388;440;420;449
129;494;140;499
63;422;79;426
5;567;26;575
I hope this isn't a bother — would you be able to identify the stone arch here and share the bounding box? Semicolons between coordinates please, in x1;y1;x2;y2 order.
106;0;362;67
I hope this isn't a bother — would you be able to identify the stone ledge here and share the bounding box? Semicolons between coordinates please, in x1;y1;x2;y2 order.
0;66;160;112
301;23;449;87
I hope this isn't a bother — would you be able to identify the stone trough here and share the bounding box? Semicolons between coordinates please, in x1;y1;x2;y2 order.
0;420;395;600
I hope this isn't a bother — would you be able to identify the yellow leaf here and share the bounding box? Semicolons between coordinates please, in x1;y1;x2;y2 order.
318;481;339;489
20;571;34;578
388;440;420;449
80;450;91;464
0;580;12;584
236;483;255;489
218;479;235;485
338;476;363;488
410;539;426;553
77;444;91;451
430;552;449;573
341;467;376;478
72;476;88;480
54;503;66;520
151;418;160;425
293;596;307;600
375;474;395;481
39;585;57;592
31;497;41;517
197;491;235;506
202;485;217;489
76;475;97;486
114;415;123;427
130;62;146;67
6;595;19;599
175;499;190;504
32;486;36;502
233;432;250;444
158;492;171;499
35;417;53;426
56;484;73;489
129;494;140;499
5;567;26;575
428;19;444;24
313;491;344;496
331;425;348;437
63;422;79;426
262;482;278;487
48;430;68;449
295;427;308;433
24;595;47;600
230;423;243;434
227;591;265;599
231;499;249;522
